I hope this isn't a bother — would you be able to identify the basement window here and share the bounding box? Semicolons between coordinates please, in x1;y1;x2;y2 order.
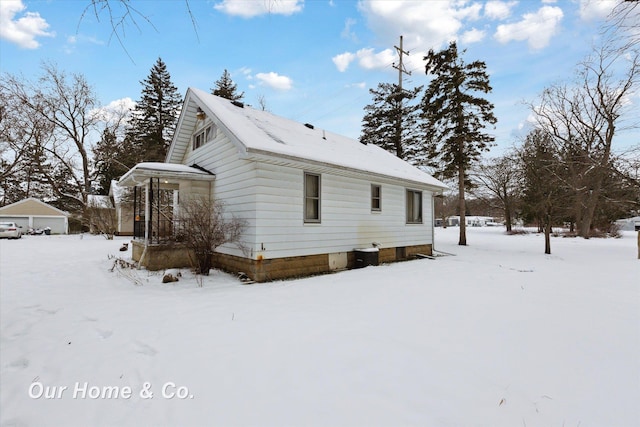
192;123;217;150
406;189;423;224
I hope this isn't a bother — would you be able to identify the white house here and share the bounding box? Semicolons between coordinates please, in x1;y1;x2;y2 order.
118;88;447;281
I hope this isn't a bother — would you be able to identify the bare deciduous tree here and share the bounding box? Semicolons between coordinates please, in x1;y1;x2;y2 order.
176;196;246;275
528;46;638;237
1;63;100;209
472;154;521;232
80;1;198;62
0;82;54;204
603;0;639;51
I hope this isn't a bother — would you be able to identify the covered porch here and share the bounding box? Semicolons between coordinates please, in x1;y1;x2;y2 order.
118;162;216;269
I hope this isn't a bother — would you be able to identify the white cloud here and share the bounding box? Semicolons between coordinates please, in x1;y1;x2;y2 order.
346;82;366;89
63;34;104;53
357;48;396;69
578;0;617;21
332;48;396;72
90;98;136;136
356;0;492;60
0;0;54;49
453;2;482;21
341;17;357;41
332;52;356;72
239;66;253;80
484;1;517;20
461;28;486;44
494;6;563;50
255;72;293;90
214;0;303;18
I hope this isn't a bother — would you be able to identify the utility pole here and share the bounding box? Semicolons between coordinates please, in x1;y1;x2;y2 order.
392;35;411;159
393;35;411;92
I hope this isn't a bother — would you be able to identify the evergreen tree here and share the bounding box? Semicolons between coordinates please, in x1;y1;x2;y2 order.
360;83;423;163
93;128;133;194
211;69;244;101
422;41;497;246
518;130;565;254
127;57;181;163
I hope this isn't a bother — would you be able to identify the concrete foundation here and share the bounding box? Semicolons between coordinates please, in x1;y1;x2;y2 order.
131;240;433;282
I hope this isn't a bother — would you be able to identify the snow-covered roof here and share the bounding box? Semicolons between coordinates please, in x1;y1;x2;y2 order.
118;162;216;187
167;88;447;190
109;180;126;203
0;197;69;216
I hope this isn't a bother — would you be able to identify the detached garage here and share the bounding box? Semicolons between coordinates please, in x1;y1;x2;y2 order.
0;198;69;234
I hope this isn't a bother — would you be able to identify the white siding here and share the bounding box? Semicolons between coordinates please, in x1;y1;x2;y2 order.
180;130;258;258
177;119;436;261
253;162;434;259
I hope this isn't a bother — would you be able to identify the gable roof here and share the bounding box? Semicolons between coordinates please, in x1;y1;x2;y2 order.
0;198;69;216
167;88;447;190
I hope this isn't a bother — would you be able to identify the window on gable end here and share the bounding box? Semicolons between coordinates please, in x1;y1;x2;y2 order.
192;123;217;150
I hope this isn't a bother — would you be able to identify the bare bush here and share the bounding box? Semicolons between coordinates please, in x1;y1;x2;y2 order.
176;196;246;275
86;199;117;239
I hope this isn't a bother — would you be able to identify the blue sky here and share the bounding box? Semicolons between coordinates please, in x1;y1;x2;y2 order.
1;0;636;155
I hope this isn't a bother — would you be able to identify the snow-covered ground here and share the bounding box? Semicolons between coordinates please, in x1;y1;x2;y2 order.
1;227;638;427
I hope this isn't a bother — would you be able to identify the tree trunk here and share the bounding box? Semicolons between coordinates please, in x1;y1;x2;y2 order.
504;198;513;232
458;164;467;246
544;214;552;254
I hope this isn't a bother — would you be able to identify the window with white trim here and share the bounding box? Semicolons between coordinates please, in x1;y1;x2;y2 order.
371;184;381;211
304;172;321;223
192;123;217;150
406;189;423;224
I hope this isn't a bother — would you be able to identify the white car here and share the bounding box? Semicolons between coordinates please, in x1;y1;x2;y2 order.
0;222;23;239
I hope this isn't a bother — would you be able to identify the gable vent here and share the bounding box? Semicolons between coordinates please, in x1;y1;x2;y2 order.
304;123;314;130
231;100;244;108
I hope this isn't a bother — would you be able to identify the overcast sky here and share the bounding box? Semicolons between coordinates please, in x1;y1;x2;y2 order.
1;0;637;155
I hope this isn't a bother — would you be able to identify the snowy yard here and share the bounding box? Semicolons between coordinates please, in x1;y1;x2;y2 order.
1;227;638;427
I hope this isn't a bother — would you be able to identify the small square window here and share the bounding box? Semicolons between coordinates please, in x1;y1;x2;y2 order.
371;184;381;211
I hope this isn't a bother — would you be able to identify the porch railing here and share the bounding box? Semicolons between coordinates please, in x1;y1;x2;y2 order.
133;218;186;245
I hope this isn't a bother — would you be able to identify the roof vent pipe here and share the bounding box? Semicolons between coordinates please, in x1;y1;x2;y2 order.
322;129;326;140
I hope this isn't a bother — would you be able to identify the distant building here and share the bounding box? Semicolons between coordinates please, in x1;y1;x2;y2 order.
0;198;69;234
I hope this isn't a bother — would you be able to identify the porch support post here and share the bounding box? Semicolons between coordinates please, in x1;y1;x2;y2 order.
144;180;150;244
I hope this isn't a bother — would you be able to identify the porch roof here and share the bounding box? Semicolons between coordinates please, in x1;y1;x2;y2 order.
118;162;216;187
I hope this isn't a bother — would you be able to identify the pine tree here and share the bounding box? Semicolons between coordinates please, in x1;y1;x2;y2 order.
211;69;244;101
127;57;181;163
519;129;564;254
422;41;497;246
93;128;133;194
360;83;423;163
